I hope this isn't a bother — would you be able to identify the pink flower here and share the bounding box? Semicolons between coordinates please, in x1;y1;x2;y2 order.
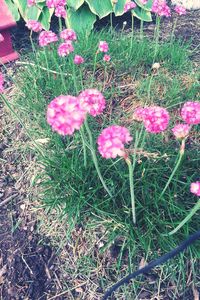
190;182;200;197
60;29;77;41
47;95;86;136
142;106;170;133
97;125;132;159
152;0;171;17
98;41;109;53
140;0;148;4
26;20;43;32
0;73;4;93
39;31;58;47
174;5;186;15
172;124;190;140
46;0;55;8
132;107;147;122
78;89;106;117
124;1;137;13
74;55;84;65
55;5;66;18
0;33;4;42
103;54;111;62
58;41;74;57
181;101;200;125
27;0;36;7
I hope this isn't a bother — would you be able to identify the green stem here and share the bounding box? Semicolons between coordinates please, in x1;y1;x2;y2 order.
140;20;144;40
166;199;200;236
110;13;113;32
80;127;87;168
72;59;78;93
84;118;112;197
58;17;62;32
91;52;98;87
153;16;161;62
170;17;177;44
44;47;50;79
130;14;134;56
160;139;185;199
126;158;136;224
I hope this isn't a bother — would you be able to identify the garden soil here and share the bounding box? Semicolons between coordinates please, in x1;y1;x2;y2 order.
0;8;200;300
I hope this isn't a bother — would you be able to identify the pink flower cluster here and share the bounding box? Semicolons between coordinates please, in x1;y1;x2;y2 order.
174;5;186;15
47;95;86;135
46;0;65;8
0;73;4;93
60;29;77;41
74;55;84;65
39;30;58;47
97;125;132;159
58;41;74;57
98;41;109;53
137;106;170;133
124;1;137;13
0;33;4;42
181;101;200;125
78;89;106;117
27;0;36;7
55;5;66;18
152;0;171;17
190;182;200;197
103;54;111;62
26;20;43;32
172;124;190;140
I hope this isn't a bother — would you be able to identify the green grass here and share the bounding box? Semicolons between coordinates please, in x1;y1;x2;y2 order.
3;28;200;298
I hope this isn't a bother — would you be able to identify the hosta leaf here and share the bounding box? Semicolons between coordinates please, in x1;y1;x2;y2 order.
4;0;20;21
67;4;96;35
85;0;113;18
67;0;84;10
134;0;153;11
132;7;152;22
26;5;42;21
12;0;27;19
113;0;127;16
39;7;54;30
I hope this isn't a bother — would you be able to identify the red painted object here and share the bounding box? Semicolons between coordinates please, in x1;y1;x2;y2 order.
0;0;19;64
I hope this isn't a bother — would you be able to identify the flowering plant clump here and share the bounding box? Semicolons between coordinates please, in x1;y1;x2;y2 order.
98;41;109;53
97;126;132;159
74;55;84;65
152;0;171;17
47;95;86;135
60;29;77;42
55;5;66;18
78;89;106;117
26;20;43;32
190;182;200;197
103;54;111;62
181;101;200;125
142;106;170;133
39;30;58;47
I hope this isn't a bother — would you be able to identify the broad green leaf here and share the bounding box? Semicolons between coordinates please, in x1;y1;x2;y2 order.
134;0;153;11
67;0;84;10
26;5;42;21
132;7;152;22
85;0;113;18
39;7;54;30
113;0;126;16
67;4;96;35
12;0;27;19
4;0;20;21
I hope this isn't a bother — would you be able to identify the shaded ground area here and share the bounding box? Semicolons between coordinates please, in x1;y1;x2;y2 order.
0;8;199;300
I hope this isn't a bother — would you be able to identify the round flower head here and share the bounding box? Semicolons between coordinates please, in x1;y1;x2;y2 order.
60;29;77;41
98;41;109;53
27;0;36;7
26;20;42;32
124;1;137;13
190;182;200;197
181;101;200;125
58;41;74;57
103;54;111;62
55;5;66;18
47;95;86;135
0;33;4;42
142;106;170;133
39;31;58;47
174;5;186;15
78;89;106;117
152;0;171;17
0;73;4;93
172;124;190;140
74;55;84;65
97;125;132;159
46;0;55;8
132;107;147;122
